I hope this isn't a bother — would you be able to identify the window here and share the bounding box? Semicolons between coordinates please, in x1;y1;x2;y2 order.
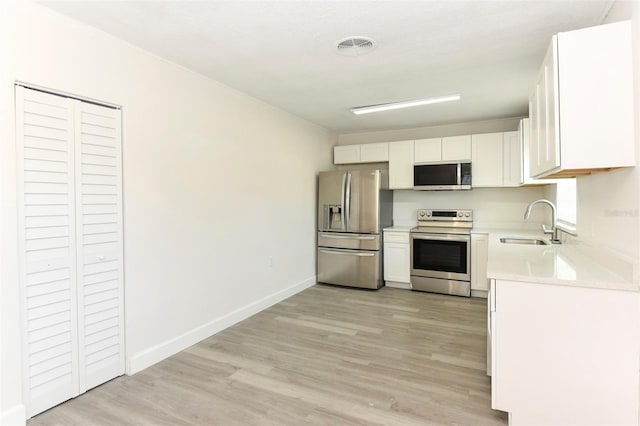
555;178;577;233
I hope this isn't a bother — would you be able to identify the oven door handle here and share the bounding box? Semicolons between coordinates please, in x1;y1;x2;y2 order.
411;234;470;242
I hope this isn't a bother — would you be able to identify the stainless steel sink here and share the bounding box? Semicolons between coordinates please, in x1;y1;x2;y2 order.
500;237;549;246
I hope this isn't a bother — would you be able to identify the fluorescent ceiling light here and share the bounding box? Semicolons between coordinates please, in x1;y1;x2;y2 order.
351;94;461;115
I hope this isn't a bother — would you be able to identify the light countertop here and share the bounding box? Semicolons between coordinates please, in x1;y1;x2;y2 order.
476;228;639;292
383;225;414;232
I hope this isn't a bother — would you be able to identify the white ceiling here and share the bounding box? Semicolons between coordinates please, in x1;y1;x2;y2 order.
39;1;613;134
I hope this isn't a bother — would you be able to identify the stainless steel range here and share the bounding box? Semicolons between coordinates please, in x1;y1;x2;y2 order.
410;209;473;297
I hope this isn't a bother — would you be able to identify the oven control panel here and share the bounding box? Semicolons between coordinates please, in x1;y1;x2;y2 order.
417;209;473;221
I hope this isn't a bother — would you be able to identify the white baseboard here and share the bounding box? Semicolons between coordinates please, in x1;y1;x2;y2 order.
471;289;488;299
126;276;316;375
384;281;411;290
1;404;26;426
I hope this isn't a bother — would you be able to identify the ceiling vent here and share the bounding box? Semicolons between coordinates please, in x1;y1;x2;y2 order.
335;36;376;56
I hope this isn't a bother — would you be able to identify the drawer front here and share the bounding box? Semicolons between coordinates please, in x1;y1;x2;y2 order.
317;248;381;289
384;231;409;244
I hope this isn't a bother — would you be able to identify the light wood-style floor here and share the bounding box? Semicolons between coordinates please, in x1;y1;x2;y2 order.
29;285;507;425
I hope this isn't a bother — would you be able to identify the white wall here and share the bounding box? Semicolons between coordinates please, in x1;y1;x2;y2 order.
392;187;548;228
0;1;335;422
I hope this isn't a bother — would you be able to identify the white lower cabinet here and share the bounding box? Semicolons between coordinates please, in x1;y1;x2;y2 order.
470;233;488;294
491;279;640;425
17;86;125;418
383;230;410;289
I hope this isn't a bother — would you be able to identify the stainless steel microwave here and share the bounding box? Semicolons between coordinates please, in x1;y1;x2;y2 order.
413;162;472;190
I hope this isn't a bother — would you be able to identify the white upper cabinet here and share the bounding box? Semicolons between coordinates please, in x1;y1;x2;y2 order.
414;138;442;163
520;118;559;186
414;136;471;163
442;135;472;161
388;140;414;190
334;143;388;164
360;142;389;162
334;145;361;164
529;20;634;179
336;126;536;189
502;131;521;187
472;133;504;187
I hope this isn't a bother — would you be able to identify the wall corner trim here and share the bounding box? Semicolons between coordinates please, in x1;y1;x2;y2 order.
1;404;27;426
126;276;317;375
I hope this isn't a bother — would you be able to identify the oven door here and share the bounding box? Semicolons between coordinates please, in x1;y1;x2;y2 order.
410;233;470;281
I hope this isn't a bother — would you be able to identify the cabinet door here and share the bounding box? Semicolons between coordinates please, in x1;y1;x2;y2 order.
471;234;489;291
502;131;521;187
360;142;389;162
74;101;125;392
442;135;471;161
383;242;410;283
558;21;634;171
471;133;504;187
334;145;360;164
388;140;414;189
528;83;543;177
17;86;81;417
530;40;560;177
492;280;640;424
414;138;441;163
541;39;560;174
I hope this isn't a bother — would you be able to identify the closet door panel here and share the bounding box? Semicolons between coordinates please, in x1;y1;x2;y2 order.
74;100;125;392
17;86;80;418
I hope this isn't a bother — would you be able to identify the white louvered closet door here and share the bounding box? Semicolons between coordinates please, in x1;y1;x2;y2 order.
16;86;124;418
74;100;125;392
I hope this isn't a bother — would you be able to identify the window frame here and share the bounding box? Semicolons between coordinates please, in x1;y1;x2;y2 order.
554;178;577;235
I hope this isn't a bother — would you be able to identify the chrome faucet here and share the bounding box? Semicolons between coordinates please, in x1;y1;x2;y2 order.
524;199;561;244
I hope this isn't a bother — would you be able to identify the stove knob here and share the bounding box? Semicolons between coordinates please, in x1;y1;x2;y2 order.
426;212;431;217
419;211;426;217
458;212;463;217
465;212;471;217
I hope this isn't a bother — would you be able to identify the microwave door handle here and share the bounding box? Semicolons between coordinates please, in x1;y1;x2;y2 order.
457;162;461;185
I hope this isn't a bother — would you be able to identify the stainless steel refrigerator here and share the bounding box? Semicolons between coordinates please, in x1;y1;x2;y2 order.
317;169;393;289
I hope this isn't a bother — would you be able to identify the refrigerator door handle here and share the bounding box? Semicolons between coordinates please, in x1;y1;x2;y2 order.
319;249;375;257
345;172;352;230
318;233;375;240
340;172;347;230
320;234;376;240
